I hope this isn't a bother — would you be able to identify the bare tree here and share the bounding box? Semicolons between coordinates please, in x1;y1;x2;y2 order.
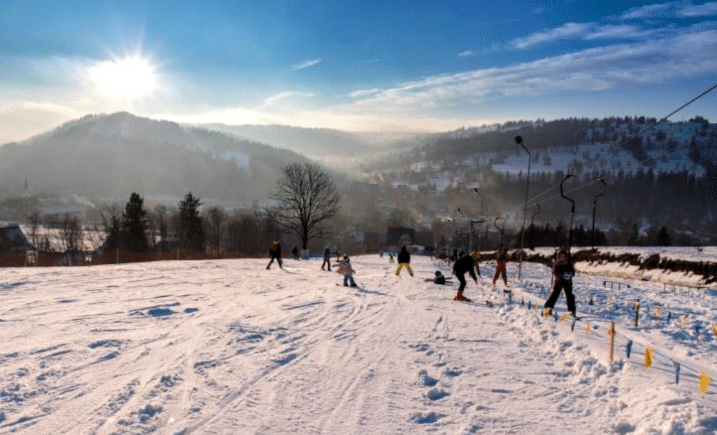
272;163;341;251
204;206;226;254
58;214;83;261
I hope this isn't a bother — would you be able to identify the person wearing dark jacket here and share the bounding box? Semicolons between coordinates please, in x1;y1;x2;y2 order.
543;248;576;316
266;241;283;269
395;245;414;276
321;246;332;271
452;251;478;301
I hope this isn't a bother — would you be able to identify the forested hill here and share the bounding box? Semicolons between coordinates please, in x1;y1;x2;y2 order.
0;112;312;202
352;116;717;243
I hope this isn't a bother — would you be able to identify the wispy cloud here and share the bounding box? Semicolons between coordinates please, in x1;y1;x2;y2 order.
338;23;717;114
511;22;592;49
290;59;322;70
256;91;314;109
458;50;475;57
347;88;381;98
623;1;717;19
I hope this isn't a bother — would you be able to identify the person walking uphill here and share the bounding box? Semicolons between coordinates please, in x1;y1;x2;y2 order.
395;245;414;277
321;246;332;271
543;248;576;317
493;248;508;286
266;241;283;269
453;251;478;301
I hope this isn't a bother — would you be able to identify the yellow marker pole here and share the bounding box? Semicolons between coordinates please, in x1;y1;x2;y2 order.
608;321;616;362
700;372;711;398
680;314;685;330
712;325;717;339
654;308;660;319
585;321;591;335
644;347;653;368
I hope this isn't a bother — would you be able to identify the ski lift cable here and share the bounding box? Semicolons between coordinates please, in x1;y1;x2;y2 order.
505;84;717;218
499;178;604;220
617;82;717;167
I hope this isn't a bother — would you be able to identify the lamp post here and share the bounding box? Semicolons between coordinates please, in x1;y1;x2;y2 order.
494;216;505;250
515;136;531;279
591;179;607;251
560;174;576;252
530;204;540;250
473;188;484;251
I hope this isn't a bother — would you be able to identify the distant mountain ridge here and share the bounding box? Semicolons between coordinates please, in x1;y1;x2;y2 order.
0;112;312;203
199;123;420;159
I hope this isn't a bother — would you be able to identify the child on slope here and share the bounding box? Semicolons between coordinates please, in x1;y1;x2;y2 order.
336;255;357;287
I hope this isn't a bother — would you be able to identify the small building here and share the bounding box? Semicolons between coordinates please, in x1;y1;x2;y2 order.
0;222;34;252
386;226;415;251
0;222;34;267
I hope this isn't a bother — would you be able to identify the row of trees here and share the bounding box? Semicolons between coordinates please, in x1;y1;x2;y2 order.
18;163;343;262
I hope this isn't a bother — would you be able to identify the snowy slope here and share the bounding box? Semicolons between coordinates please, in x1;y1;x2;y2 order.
1;255;717;434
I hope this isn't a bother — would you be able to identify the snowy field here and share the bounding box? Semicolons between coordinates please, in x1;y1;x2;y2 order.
2;254;717;434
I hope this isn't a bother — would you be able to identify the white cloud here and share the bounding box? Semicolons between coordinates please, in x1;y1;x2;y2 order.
511;22;593;49
347;88;381;98
679;2;717;17
256;91;315;110
335;24;717;115
622;1;717;19
290;59;322;70
458;50;475;57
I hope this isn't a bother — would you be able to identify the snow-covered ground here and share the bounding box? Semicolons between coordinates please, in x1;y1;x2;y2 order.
2;254;717;434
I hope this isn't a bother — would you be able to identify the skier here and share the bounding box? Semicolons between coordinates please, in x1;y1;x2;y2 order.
321;246;332;271
291;245;299;260
492;248;508;286
452;251;478;301
336;255;357;287
543;248;576;317
433;270;446;285
395;245;414;276
388;252;395;263
266;241;283;269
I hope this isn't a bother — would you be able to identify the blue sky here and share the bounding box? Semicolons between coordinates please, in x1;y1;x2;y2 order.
1;0;717;143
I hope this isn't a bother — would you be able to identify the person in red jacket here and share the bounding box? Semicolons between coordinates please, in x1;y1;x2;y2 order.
492;248;507;286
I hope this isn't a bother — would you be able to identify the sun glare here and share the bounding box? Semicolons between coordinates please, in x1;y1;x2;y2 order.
88;55;158;101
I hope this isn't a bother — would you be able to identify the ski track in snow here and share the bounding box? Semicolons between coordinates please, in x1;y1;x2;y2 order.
0;255;716;434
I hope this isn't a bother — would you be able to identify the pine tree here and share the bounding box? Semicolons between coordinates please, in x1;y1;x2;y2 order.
122;193;150;252
178;192;205;252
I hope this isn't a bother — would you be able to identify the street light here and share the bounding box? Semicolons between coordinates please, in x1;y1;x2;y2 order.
591;179;607;251
515;136;531;279
560;174;576;252
530;204;540;250
494;216;506;250
473;188;484;252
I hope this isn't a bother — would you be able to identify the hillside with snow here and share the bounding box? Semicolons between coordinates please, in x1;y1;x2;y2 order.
2;251;717;434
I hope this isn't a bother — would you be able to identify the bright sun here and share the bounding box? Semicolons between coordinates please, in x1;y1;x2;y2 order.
88;55;158;101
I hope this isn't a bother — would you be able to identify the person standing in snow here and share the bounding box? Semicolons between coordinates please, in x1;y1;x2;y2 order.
266;241;283;269
321;246;332;271
453;251;478;301
543;248;576;317
395;245;414;276
388;252;395;263
492;248;508;286
336;255;357;287
471;251;482;278
291;245;299;260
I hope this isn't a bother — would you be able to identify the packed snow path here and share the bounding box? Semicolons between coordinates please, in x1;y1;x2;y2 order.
1;255;716;434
